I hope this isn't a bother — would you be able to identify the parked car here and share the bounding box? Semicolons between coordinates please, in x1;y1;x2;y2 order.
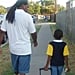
32;15;38;23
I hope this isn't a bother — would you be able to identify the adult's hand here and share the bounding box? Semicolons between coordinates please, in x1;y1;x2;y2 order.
34;41;38;47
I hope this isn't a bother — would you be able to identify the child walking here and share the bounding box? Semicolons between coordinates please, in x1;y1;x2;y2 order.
44;29;70;75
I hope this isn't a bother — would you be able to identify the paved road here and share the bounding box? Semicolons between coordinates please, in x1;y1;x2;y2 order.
28;24;65;75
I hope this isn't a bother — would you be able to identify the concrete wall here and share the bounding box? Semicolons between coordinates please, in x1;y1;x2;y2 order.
56;7;75;43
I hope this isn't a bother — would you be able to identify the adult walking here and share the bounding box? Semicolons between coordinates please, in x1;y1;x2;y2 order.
0;0;38;75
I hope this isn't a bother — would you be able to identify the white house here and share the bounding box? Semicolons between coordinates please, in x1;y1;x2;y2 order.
66;0;75;9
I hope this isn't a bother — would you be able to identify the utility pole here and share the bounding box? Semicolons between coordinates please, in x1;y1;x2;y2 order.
55;0;57;13
40;0;43;14
54;0;57;22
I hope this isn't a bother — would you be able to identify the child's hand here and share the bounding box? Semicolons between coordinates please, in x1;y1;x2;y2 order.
65;66;70;72
43;66;48;71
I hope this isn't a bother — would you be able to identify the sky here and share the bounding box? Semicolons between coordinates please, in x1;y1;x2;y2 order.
0;0;69;8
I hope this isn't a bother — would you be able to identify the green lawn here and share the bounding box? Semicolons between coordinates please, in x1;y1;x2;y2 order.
1;66;14;75
0;44;12;75
66;72;75;75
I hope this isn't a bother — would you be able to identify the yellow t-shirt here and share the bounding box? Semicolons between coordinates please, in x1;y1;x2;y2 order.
46;44;69;56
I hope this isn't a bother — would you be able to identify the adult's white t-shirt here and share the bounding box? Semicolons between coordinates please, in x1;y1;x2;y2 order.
1;9;36;55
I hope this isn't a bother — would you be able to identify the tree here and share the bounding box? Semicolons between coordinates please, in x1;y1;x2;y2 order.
28;2;41;14
33;3;40;14
40;0;58;14
28;3;34;14
57;5;65;12
43;0;55;6
0;6;7;14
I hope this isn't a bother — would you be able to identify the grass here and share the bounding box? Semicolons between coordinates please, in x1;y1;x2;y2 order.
35;25;41;33
0;25;41;75
50;24;75;75
0;44;12;75
1;66;14;75
66;72;75;75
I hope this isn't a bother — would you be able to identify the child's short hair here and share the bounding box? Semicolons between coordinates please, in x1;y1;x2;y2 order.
54;29;63;40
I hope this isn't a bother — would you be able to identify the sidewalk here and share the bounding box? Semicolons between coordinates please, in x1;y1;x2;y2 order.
28;24;65;75
29;24;53;75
